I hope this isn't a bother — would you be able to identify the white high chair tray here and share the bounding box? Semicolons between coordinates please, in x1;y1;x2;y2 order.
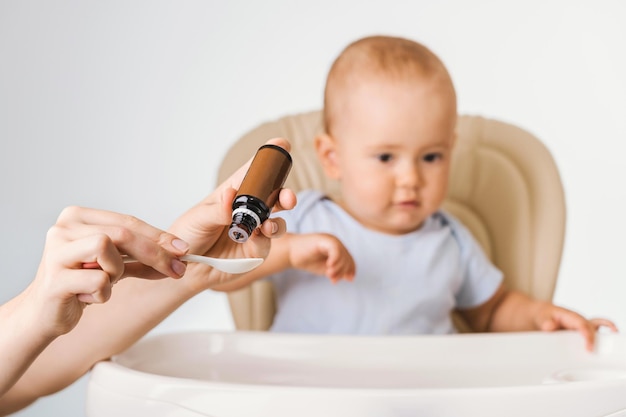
87;331;626;417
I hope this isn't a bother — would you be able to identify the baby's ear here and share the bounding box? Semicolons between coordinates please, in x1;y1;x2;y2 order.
315;133;341;180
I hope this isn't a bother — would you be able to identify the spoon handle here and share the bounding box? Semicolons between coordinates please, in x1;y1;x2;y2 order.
121;254;213;265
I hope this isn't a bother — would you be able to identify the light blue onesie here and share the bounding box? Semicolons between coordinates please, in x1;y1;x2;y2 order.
269;190;503;334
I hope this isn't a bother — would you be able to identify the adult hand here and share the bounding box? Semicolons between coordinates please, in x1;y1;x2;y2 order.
28;206;190;337
168;137;297;291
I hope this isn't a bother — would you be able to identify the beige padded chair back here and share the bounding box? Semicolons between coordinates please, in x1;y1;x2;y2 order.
217;110;566;331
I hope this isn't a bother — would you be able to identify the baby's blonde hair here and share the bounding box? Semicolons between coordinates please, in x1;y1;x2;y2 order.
323;35;456;135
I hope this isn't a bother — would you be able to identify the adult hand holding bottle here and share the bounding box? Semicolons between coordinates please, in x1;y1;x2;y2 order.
168;137;296;291
0;138;297;415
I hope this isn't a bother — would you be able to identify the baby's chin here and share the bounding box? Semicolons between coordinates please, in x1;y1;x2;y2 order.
364;218;427;236
342;202;429;235
385;210;431;234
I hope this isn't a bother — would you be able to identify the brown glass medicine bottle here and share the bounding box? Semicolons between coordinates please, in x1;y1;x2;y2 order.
229;144;293;243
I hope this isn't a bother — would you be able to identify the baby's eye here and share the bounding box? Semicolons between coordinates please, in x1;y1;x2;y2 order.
423;152;443;163
376;153;393;163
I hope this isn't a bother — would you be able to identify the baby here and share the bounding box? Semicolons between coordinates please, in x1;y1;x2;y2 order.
216;35;616;349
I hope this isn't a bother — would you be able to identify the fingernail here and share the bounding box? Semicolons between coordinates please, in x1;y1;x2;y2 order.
172;239;189;252
171;259;187;277
271;222;278;234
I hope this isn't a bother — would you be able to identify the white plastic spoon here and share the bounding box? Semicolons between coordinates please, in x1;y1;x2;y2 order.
123;254;264;274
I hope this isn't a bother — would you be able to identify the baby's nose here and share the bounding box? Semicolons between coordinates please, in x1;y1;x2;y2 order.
398;163;422;187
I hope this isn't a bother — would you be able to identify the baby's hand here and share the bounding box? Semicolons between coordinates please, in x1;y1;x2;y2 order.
534;304;618;351
288;233;355;283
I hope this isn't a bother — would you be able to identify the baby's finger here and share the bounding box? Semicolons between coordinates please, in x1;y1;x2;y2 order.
342;264;356;282
580;323;596;352
559;313;596;351
326;257;354;283
538;317;559;331
589;318;619;332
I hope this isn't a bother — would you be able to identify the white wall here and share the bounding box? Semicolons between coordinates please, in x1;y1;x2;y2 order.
1;1;624;415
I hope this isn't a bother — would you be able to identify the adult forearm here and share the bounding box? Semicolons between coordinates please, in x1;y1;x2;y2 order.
0;294;56;400
0;275;198;415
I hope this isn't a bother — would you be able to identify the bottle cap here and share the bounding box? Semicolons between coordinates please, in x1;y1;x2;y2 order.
229;207;262;243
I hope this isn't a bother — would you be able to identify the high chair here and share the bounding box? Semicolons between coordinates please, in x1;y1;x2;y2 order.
217;110;566;331
90;114;626;417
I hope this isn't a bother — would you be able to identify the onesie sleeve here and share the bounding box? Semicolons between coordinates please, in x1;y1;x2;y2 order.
272;189;324;232
445;214;504;309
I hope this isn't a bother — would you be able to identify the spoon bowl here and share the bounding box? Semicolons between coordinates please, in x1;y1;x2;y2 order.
180;254;264;274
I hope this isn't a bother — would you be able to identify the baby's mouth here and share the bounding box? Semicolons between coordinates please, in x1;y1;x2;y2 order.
396;200;420;208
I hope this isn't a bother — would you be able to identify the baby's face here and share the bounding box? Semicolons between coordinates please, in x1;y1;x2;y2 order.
329;77;456;235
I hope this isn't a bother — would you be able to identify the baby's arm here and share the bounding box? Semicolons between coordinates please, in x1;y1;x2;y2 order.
287;232;355;283
458;284;618;350
212;232;355;292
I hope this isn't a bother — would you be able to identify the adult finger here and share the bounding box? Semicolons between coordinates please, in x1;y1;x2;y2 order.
258;216;287;238
50;223;187;278
49;233;125;281
273;188;298;213
58;269;113;304
55;206;189;257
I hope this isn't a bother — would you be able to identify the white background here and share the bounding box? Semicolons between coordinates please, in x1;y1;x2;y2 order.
1;1;625;415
